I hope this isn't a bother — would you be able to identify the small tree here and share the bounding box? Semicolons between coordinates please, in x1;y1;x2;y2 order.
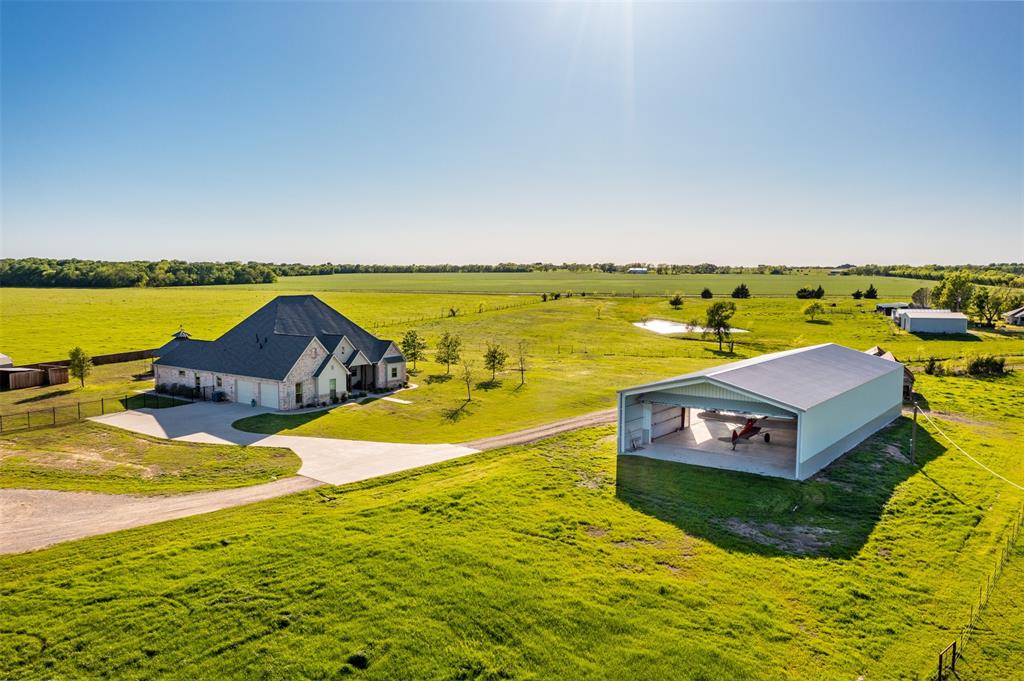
703;301;736;351
435;331;463;374
731;283;750;299
483;341;508;381
911;287;932;308
541;293;548;302
804;301;825;321
516;340;528;386
932;270;973;311
852;289;863;299
669;294;684;309
700;287;713;299
460;358;475;401
68;346;93;387
864;284;878;300
814;285;825;299
400;330;428;371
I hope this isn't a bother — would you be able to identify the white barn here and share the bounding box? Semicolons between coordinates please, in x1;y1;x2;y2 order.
895;309;968;334
617;344;904;480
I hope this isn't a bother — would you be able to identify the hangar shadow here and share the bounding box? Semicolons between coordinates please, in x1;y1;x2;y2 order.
615;417;946;559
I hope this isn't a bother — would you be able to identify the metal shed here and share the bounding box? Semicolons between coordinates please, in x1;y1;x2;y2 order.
895;309;969;334
617;344;904;480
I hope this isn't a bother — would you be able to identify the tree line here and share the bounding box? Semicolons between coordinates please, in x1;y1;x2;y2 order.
843;263;1024;289
0;258;277;288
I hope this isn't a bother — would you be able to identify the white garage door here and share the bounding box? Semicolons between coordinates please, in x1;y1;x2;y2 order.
236;380;257;406
259;383;278;409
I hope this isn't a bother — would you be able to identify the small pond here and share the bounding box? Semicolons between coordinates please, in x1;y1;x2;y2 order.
633;319;750;335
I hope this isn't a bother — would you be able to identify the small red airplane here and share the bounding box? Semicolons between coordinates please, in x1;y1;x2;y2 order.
731;417;772;450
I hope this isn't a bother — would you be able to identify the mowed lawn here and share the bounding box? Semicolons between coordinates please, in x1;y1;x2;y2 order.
0;422;299;494
2;370;1022;678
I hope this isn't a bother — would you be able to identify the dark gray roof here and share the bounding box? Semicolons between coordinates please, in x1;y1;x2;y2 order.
156;295;402;381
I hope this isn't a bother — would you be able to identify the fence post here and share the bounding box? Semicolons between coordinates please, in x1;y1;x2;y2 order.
52;407;56;426
77;402;81;421
0;414;3;432
101;398;105;415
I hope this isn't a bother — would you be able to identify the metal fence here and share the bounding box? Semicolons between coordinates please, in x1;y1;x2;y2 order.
0;390;197;433
935;504;1023;680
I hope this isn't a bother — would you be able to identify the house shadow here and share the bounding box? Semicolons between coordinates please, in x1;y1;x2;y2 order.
615;417;945;559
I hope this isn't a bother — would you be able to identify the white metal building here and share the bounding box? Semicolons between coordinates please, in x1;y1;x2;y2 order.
895;309;969;334
617;344;904;480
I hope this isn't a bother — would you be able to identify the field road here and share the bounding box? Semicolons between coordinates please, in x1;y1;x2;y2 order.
1;403;615;554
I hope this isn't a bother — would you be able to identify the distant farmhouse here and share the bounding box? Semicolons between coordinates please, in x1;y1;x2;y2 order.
894;309;968;335
626;267;649;274
154;295;406;409
1004;305;1024;326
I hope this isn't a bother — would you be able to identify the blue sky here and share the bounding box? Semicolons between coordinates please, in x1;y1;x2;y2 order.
2;1;1021;265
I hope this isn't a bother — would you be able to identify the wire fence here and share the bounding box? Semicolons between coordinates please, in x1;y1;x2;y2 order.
365;297;547;331
0;390;195;434
935;504;1023;680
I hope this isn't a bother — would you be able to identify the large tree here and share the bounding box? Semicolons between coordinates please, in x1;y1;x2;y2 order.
703;301;736;351
435;331;462;374
399;330;428;371
933;270;975;312
911;287;932;308
68;347;93;387
483;341;508;381
972;287;1022;326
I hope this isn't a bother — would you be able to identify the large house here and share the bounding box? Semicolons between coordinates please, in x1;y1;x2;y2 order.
154;295;406;410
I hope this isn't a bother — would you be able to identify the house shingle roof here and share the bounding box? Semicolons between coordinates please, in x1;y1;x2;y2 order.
155;295;400;381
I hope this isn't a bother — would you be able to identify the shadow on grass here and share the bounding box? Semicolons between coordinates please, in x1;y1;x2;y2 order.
805;319;831;325
13;388;79;405
475;379;502;391
425;374;453;385
909;332;980;342
442;401;473;422
616;417;945;559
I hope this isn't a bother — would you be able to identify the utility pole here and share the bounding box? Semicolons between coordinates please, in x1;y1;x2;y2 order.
911;402;918;466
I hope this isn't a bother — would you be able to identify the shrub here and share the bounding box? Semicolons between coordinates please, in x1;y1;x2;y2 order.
731;283;750;299
700;288;713;299
864;284;878;299
852;289;863;299
669;294;684;309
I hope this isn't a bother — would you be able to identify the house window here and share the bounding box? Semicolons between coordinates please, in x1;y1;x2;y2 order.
195;375;201;389
295;382;303;405
391;367;398;379
216;376;222;388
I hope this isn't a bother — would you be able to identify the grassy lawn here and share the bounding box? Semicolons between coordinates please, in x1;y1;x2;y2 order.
0;422;299;495
234;296;1024;443
2;394;1021;678
956;542;1024;680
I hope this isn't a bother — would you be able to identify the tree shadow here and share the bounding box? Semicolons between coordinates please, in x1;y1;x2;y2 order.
425;374;453;385
475;379;503;391
706;349;738;358
804;319;831;325
14;388;79;405
441;401;473;422
909;332;980;342
616;418;945;559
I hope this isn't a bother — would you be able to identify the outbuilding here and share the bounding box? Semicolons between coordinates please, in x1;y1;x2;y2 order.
617;344;904;480
895;309;969;334
1003;306;1024;326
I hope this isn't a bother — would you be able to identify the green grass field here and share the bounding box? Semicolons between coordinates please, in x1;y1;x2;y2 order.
0;422;299;494
262;270;934;297
2;379;1021;678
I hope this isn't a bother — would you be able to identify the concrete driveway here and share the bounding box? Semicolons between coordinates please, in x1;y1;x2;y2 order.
91;402;480;486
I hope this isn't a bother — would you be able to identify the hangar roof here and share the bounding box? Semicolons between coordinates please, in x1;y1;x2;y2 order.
620;343;902;412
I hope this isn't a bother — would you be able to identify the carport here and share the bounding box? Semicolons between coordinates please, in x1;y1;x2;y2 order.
618;344;904;480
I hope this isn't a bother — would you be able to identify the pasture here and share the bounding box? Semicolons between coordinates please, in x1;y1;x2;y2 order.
2;369;1022;678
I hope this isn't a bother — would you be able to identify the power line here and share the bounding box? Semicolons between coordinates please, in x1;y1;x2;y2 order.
917;408;1024;492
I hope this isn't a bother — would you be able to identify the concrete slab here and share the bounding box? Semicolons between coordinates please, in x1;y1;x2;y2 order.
91;402;480;486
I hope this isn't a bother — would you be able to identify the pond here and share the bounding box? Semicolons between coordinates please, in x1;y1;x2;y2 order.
633;319;750;335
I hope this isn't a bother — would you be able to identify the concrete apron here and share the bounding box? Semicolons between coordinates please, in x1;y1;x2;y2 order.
90;402;480;486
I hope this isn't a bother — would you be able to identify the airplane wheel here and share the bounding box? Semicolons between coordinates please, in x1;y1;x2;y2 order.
764;432;771;443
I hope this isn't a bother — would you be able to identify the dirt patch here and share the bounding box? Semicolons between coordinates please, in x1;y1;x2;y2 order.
585;526;608;538
656;561;683;575
575;470;608;489
881;444;909;464
717;518;836;555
